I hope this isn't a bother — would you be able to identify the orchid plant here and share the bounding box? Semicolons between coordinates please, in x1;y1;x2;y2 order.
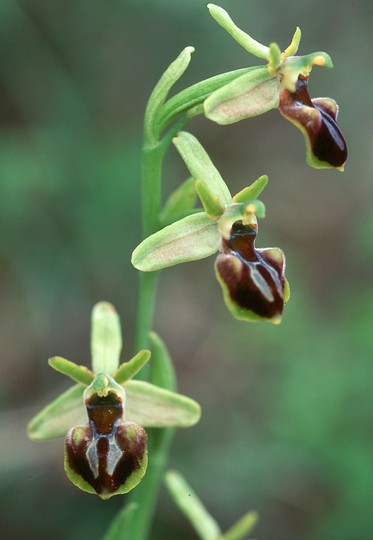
28;4;347;540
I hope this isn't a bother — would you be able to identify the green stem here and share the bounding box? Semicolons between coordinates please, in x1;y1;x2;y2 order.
133;139;165;353
141;142;164;239
134;271;160;352
125;429;174;540
133;109;201;353
127;323;177;540
121;49;217;539
126;125;174;540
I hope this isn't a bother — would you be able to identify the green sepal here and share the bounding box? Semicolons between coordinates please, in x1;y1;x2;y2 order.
165;470;222;540
91;302;122;375
173;131;231;205
131;212;219;272
195;180;225;221
113;349;151;384
125;380;201;428
48;356;94;386
207;4;269;60
149;331;176;392
232;175;268;203
28;378;201;440
158;67;253;133
160;177;198;227
27;383;86;440
204;67;278;125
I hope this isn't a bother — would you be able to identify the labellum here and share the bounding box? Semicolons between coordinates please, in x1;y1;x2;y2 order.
64;375;147;499
279;75;347;169
215;221;287;323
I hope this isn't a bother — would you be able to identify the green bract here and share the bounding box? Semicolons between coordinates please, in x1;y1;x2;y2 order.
204;4;347;170
28;302;201;498
165;470;258;540
132;132;289;324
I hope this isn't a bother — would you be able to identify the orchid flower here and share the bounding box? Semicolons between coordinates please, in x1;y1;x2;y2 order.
132;132;290;324
204;4;347;170
28;302;201;499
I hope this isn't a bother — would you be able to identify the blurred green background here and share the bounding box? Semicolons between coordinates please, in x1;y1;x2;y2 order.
1;0;372;539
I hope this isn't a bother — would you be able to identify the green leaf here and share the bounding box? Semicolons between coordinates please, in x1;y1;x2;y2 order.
91;302;122;375
160;177;198;227
173;131;231;205
131;212;219;272
232;175;268;203
27;384;86;440
125;380;201;428
207;4;269;60
103;503;139;540
204;67;278;125
149;332;176;392
113;349;151;384
145;46;194;141
220;511;258;540
48;356;94;386
165;470;221;540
